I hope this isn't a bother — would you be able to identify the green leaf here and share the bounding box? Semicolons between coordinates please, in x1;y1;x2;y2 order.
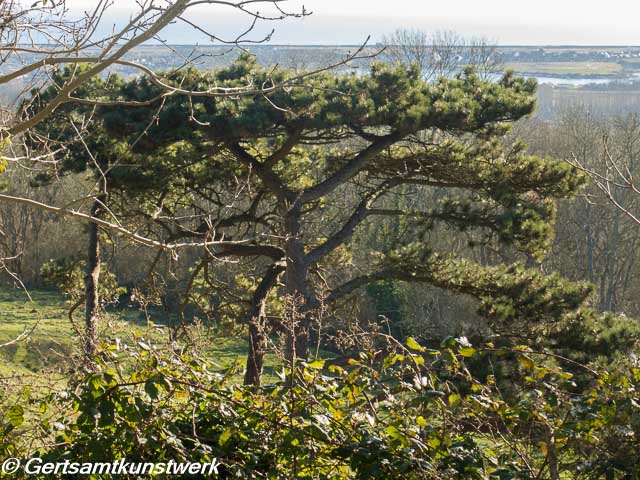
519;356;535;370
383;353;405;369
307;359;325;370
385;425;405;442
7;405;24;427
144;378;159;400
427;436;441;449
219;428;233;446
459;347;477;358
89;375;101;392
538;441;548;456
407;337;425;352
412;355;425;366
441;336;457;348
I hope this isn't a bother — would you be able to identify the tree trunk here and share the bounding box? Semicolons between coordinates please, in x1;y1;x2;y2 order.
244;265;283;387
283;205;314;362
545;425;560;480
84;197;102;359
602;210;620;312
245;320;266;387
584;203;596;284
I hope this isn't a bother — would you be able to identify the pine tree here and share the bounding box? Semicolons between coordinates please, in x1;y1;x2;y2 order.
36;55;591;385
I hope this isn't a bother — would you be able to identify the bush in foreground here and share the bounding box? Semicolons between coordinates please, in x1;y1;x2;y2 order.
1;336;639;479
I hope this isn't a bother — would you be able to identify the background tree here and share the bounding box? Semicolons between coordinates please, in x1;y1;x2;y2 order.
382;28;503;81
20;71;128;357
20;67;229;356
512;109;640;317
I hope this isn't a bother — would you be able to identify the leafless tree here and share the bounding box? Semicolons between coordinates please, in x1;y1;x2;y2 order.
381;29;433;77
572;132;640;228
0;0;314;138
465;34;504;79
382;28;503;81
517;109;640;315
570;126;640;313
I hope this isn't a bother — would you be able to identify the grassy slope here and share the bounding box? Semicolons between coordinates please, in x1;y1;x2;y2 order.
0;287;281;380
0;288;70;375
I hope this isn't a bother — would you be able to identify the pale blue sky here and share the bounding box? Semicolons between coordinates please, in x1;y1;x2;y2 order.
68;1;640;45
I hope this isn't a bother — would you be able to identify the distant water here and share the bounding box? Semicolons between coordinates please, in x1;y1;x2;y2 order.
520;72;640;87
484;72;621;87
525;76;614;87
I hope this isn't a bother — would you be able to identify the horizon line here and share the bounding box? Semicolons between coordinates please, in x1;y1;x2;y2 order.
132;44;640;49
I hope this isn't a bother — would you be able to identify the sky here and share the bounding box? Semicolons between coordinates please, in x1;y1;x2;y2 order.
67;0;640;45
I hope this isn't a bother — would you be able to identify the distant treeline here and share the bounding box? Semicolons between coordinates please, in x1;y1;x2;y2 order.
537;84;640;119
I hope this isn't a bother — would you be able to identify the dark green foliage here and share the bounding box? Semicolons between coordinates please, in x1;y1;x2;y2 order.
366;279;406;335
358;248;593;331
40;257;124;306
24;55;596;383
46;57;585;324
546;310;640;367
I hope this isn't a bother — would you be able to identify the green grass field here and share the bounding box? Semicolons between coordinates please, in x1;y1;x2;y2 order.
506;61;623;75
0;287;282;381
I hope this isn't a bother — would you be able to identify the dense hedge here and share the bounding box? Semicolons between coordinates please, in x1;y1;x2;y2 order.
1;336;638;479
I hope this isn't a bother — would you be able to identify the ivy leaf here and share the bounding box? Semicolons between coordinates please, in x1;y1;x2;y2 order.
307;359;325;370
459;347;477;358
7;405;24;427
427;435;441;449
412;355;425;366
519;356;535;370
407;337;425;352
219;428;233;446
383;354;404;369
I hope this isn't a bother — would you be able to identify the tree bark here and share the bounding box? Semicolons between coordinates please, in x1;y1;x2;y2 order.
84;197;103;359
544;423;560;480
244;265;283;387
283;205;315;362
245;320;266;387
601;209;620;312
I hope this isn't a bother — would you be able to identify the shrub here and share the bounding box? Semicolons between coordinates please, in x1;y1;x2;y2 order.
2;336;638;479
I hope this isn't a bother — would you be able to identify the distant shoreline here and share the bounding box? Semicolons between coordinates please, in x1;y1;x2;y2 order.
133;44;640;49
14;43;640;49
